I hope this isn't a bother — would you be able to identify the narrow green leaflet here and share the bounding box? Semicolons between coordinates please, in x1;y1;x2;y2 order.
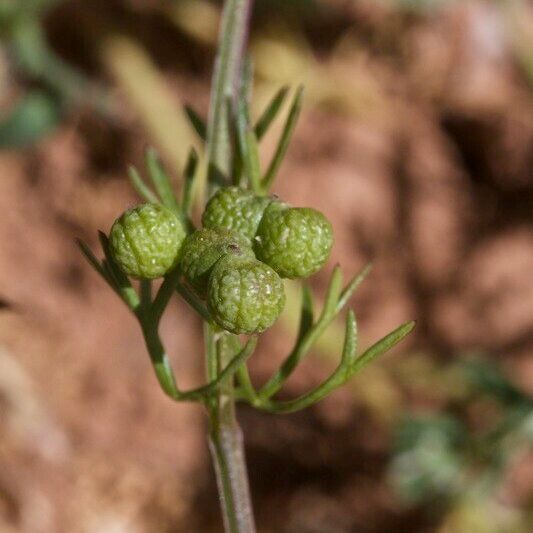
296;285;314;343
236;99;262;193
77;239;113;286
341;312;359;368
254;86;289;140
254;316;415;414
181;148;199;219
351;321;416;375
127;165;159;204
173;337;258;402
98;231;140;312
321;265;343;320
256;311;358;414
145;148;181;213
335;264;372;314
237;363;258;402
259;266;368;400
184;105;207;141
261;85;304;191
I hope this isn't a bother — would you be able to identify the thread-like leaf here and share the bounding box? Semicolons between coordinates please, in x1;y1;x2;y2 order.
145;148;181;212
259;269;344;401
254;85;289;140
321;265;343;320
244;130;262;193
215;337;257;388
351;321;416;375
127;165;159;204
77;239;112;284
261;85;304;191
184;105;207;141
237;362;257;402
182;337;258;401
341;310;358;368
297;285;314;342
181;147;199;217
335;263;372;314
236;99;262;193
98;231;140;311
256;311;358;414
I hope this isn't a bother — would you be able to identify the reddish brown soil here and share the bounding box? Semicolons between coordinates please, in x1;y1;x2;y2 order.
1;1;532;531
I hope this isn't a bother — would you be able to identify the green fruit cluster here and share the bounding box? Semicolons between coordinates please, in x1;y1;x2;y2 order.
180;227;284;334
201;187;333;280
108;188;333;334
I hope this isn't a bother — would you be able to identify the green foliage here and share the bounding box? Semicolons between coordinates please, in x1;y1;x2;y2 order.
73;3;417;529
390;356;533;521
0;0;110;147
0;91;61;147
79;75;414;412
391;414;465;503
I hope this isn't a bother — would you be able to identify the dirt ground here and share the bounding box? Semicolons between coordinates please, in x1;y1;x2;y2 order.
0;1;532;532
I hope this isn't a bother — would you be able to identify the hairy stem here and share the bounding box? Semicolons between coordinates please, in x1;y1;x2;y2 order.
205;1;256;531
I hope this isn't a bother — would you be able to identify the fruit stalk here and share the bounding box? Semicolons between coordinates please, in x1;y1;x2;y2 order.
205;1;256;531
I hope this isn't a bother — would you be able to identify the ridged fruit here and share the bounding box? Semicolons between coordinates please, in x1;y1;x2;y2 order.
208;255;285;334
109;203;186;279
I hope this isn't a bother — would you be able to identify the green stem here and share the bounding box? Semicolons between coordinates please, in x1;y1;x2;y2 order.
206;0;253;189
204;2;256;530
142;323;180;399
209;421;255;533
208;331;256;533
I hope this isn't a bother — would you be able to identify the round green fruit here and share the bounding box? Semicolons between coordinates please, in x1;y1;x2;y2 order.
109;203;186;279
202;186;272;241
254;202;333;279
180;228;255;296
207;255;286;335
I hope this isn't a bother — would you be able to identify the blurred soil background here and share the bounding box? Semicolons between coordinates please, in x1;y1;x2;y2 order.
0;0;532;532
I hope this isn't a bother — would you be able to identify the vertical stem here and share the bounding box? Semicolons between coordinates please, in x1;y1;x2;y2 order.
206;0;254;188
206;329;256;533
209;420;255;532
205;1;256;531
